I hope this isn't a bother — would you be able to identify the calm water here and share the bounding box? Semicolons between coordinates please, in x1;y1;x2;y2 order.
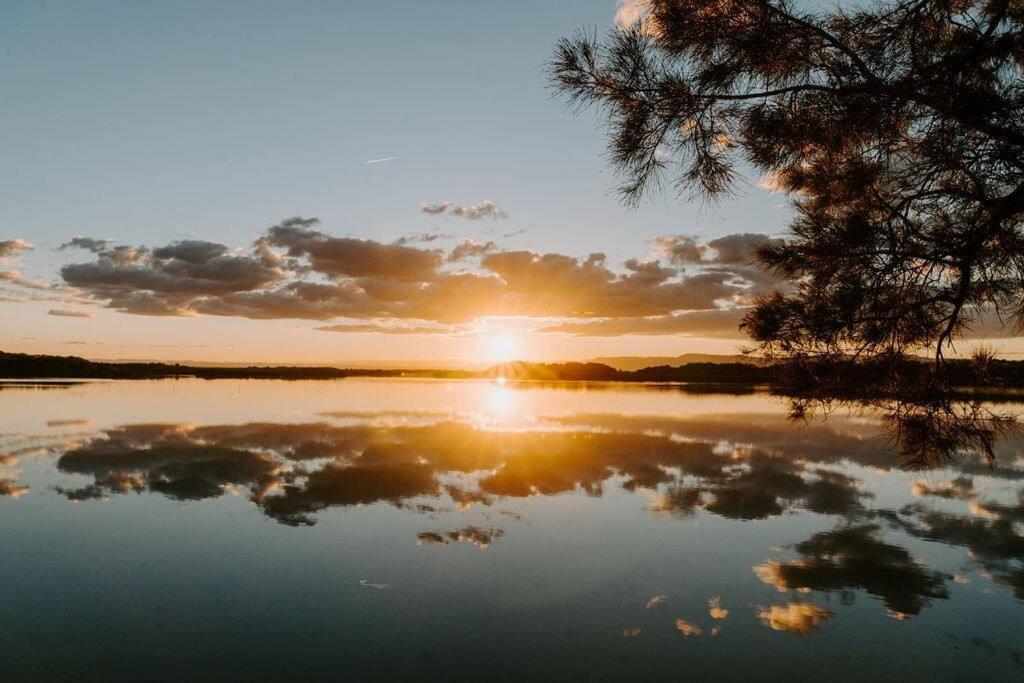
1;378;1022;681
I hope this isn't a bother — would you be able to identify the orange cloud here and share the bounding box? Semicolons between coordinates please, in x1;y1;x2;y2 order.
0;239;33;261
58;217;778;335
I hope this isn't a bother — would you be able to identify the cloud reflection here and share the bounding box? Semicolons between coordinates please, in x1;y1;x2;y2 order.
7;400;1013;637
47;412;917;526
754;524;950;618
756;602;834;635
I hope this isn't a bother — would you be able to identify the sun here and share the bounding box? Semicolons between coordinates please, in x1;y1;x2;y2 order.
482;331;523;363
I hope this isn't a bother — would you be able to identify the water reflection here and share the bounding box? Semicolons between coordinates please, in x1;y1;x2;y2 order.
51;417;881;526
754;524;950;619
884;497;1024;600
23;406;1019;614
1;380;1022;679
756;602;834;635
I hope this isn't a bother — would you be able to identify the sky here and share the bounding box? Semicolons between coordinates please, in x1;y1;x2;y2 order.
2;0;1018;365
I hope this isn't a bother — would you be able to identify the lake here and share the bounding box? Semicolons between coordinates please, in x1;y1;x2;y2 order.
1;378;1021;680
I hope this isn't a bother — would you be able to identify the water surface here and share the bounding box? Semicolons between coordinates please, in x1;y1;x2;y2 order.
1;379;1022;680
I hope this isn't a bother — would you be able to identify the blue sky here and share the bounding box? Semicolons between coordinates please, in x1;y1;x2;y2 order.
0;1;796;363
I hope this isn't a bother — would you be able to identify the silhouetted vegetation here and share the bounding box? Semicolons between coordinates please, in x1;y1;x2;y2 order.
485;360;773;383
551;0;1024;368
0;351;472;381
10;351;1024;390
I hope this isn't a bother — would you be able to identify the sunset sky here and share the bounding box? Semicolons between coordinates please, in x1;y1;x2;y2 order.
2;1;1019;364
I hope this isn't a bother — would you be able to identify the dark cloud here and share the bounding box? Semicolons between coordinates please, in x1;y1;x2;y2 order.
60;234;285;318
706;233;784;265
448;238;497;262
264;218;443;281
654;235;702;263
422;200;507;220
393;232;451;246
46;419;92;427
47;308;95;318
150;240;229;263
315;323;460;335
656;233;783;266
59;236;112;253
652;233;789;307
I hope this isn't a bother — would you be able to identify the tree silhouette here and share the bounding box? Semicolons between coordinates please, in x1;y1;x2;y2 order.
550;0;1024;366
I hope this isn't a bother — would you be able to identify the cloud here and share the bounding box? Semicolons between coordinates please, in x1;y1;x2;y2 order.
59;236;112;253
654;235;703;263
615;0;652;29
59;229;289;317
651;233;790;312
707;233;783;264
536;308;748;337
0;239;33;261
393;232;450;246
0;270;55;292
448;238;497;262
655;233;783;266
264;217;443;281
452;200;507;220
57;218;779;334
48;308;96;318
478;250;738;317
315;322;461;335
47;419;93;427
421;200;507;220
420;201;452;215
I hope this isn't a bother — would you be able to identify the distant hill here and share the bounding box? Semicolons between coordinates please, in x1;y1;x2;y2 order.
484;361;773;384
588;353;761;371
92;357;483;370
0;351;772;384
6;351;1024;392
0;351;473;381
